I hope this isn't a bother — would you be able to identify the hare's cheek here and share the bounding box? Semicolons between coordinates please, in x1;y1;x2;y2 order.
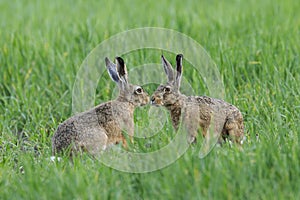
156;99;162;105
163;95;172;104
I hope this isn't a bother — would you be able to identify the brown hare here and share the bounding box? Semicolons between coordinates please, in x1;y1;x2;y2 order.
52;57;149;156
150;54;244;145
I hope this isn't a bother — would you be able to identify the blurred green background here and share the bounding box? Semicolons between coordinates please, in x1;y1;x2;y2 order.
1;0;299;199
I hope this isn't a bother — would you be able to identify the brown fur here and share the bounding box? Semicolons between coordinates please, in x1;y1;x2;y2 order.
52;57;149;156
151;54;244;144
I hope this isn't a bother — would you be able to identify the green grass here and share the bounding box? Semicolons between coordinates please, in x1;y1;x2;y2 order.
1;0;300;199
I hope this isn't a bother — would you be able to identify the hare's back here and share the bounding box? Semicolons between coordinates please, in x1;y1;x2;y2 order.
188;95;242;119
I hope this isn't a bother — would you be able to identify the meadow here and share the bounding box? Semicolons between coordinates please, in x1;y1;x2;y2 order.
1;0;300;199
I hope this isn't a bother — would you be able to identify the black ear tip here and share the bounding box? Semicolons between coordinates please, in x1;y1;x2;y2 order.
176;54;183;61
161;55;167;63
115;56;124;65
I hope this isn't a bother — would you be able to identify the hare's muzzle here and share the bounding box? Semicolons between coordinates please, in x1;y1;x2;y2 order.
150;96;155;104
150;96;162;106
141;95;150;106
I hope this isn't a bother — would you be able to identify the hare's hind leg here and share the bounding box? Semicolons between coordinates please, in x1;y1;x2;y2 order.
77;127;108;156
224;114;244;144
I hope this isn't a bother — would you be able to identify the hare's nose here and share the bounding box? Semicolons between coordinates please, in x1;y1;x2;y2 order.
150;96;156;104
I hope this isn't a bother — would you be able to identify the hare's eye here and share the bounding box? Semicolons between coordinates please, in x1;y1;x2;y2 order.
135;87;143;94
164;86;171;93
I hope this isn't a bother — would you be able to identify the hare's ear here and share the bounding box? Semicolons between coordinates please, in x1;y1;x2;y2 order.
105;57;120;83
115;57;129;90
175;54;183;90
161;55;174;83
115;57;128;84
